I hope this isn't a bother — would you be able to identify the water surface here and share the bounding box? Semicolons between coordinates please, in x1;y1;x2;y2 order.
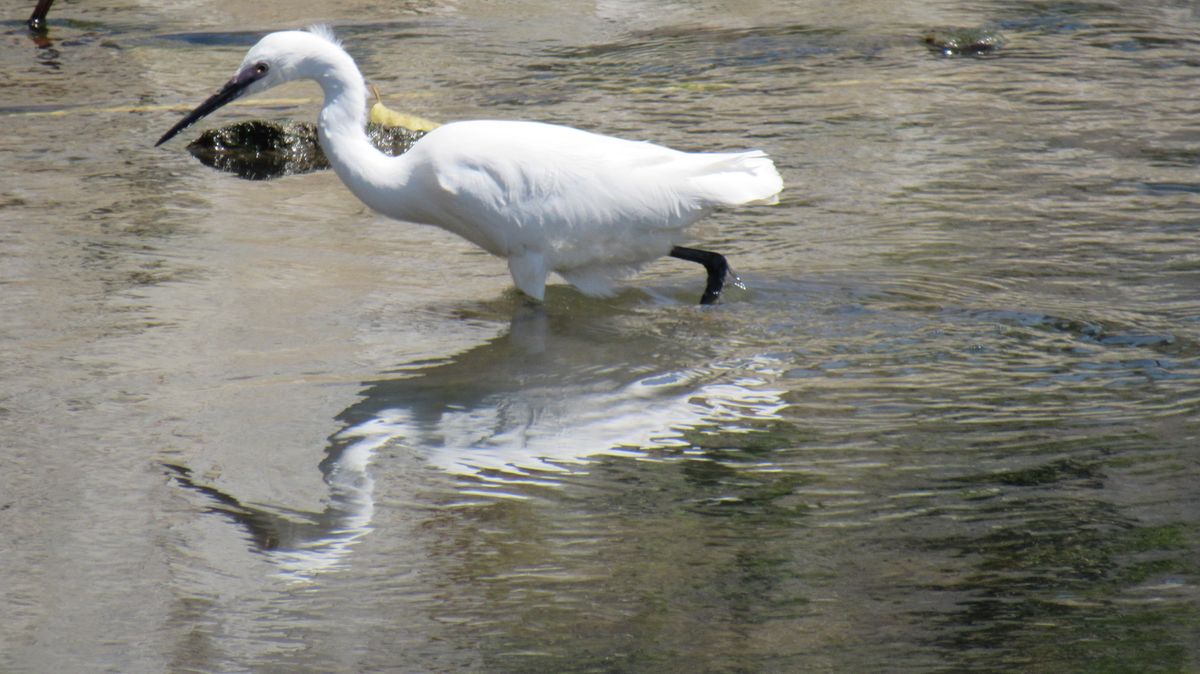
2;1;1198;672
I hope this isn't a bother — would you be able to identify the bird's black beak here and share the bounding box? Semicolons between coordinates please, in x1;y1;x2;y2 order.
156;64;267;147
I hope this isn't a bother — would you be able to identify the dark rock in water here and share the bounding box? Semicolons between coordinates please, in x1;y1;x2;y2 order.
923;27;1006;56
365;123;426;156
187;120;323;181
186;120;426;181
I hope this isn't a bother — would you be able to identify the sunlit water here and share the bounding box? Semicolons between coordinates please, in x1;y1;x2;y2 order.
2;1;1198;672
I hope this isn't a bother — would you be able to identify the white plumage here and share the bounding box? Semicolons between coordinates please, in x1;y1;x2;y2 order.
158;27;783;304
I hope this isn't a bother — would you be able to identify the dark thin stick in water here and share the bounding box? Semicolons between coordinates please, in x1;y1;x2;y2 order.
27;0;54;32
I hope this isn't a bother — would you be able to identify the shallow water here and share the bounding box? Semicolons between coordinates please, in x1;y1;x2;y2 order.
2;0;1199;672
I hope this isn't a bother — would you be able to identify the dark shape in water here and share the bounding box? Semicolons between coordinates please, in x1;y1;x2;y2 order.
923;27;1006;56
27;0;53;32
186;119;426;181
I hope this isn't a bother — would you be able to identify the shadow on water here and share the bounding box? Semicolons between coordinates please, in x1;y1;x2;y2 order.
907;454;1200;673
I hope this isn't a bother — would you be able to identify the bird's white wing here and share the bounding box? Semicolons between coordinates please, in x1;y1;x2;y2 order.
421;121;773;255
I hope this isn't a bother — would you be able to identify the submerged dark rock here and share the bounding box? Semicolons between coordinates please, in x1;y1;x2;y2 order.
186;120;426;181
923;27;1006;56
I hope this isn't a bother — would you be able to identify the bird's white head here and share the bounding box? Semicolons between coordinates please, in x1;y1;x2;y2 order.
156;26;347;147
237;26;345;94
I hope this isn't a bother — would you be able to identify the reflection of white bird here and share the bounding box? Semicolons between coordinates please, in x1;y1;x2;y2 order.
158;26;783;304
337;306;788;481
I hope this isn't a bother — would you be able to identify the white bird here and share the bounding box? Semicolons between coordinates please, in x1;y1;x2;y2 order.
157;26;783;304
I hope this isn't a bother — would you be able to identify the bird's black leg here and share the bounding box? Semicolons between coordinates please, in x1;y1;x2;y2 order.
670;245;730;305
27;0;54;32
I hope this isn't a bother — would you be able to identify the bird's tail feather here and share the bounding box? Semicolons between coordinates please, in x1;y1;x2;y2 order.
688;151;783;206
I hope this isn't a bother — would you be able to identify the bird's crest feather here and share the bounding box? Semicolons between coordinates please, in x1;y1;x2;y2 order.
306;24;340;47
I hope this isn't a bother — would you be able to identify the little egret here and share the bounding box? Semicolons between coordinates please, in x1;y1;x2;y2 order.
157;26;783;304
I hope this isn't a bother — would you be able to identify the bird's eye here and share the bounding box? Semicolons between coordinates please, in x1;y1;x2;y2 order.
254;62;269;75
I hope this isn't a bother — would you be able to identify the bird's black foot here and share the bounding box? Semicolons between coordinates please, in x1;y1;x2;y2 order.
670;245;731;305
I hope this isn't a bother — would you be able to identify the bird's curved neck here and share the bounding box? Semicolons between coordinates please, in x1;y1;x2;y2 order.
311;47;402;201
314;53;367;140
